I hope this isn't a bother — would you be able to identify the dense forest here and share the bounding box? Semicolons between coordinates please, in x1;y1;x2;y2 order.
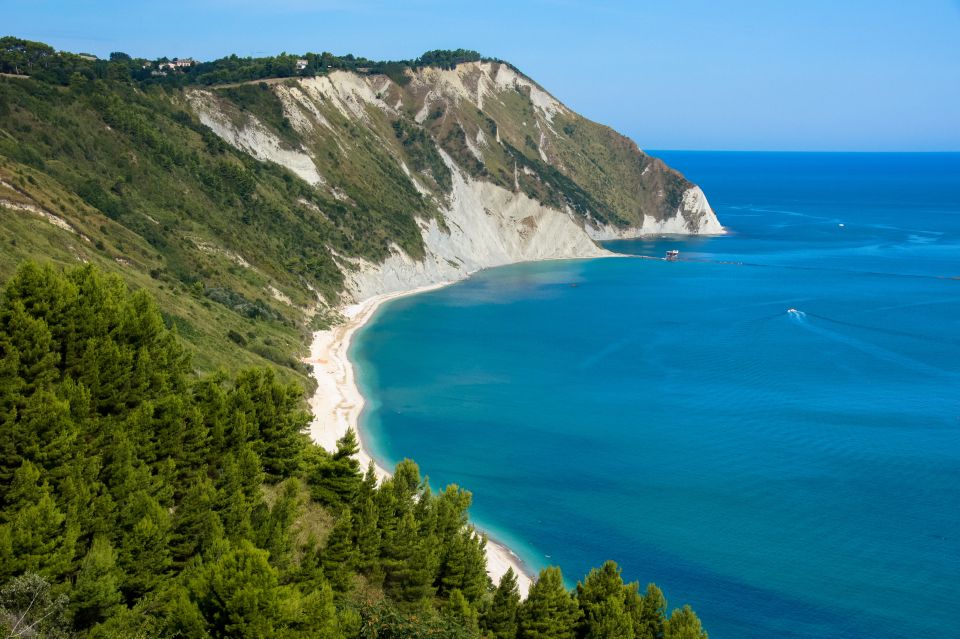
0;261;708;638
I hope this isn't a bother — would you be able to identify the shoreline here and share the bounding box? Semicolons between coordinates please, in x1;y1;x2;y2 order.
305;279;536;596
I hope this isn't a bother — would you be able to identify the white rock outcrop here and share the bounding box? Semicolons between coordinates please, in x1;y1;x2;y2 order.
187;90;325;186
585;186;724;240
187;70;723;304
341;151;609;302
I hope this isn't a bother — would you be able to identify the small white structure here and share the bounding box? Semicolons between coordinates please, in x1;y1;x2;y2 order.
160;58;195;71
296;59;309;71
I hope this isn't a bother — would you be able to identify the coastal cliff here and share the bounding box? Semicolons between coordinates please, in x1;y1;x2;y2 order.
0;40;716;635
186;62;721;301
1;42;720;380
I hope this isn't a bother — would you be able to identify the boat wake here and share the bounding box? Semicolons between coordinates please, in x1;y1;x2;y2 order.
786;308;807;322
785;308;955;377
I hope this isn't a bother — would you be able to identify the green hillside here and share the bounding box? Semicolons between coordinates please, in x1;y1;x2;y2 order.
1;37;713;386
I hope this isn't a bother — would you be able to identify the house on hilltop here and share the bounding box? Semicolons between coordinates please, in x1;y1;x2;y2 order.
159;58;195;70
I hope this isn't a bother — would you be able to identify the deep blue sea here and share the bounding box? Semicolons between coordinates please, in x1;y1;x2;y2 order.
352;152;960;639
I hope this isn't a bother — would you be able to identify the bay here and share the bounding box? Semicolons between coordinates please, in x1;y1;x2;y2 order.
352;152;960;638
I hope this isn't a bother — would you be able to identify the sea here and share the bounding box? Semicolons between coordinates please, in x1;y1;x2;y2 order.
351;152;960;639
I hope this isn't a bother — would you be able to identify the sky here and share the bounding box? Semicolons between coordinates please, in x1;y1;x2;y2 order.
6;0;959;151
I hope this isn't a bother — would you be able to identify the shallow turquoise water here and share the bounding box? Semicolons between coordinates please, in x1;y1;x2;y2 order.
352;153;960;638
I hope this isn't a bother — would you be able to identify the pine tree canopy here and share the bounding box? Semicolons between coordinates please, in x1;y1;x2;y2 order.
0;261;708;638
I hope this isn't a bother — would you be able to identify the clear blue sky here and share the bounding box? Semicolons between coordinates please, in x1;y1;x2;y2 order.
6;0;959;151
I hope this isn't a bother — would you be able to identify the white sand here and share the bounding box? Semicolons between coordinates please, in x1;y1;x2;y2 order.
305;283;535;596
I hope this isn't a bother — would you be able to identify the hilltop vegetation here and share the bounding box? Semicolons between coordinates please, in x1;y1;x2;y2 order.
0;36;488;87
0;262;707;638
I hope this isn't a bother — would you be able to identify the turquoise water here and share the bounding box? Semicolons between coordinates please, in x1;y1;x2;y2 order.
352;153;960;638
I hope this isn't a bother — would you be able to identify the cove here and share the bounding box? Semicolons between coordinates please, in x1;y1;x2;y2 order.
351;152;960;638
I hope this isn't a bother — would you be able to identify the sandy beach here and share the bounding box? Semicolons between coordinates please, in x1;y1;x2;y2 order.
305;282;535;596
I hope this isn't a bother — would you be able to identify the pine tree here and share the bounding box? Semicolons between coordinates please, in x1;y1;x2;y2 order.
71;535;123;628
171;475;224;564
0;337;23;492
13;389;78;476
482;567;521;639
10;492;74;580
217;445;265;541
374;483;400;544
256;478;301;570
356;461;378;502
292;535;327;592
77;337;132;416
139;394;191;465
439;528;490;602
5;459;44;511
0;526;12;582
118;287;190;403
5;462;74;580
151;456;178;509
58;457;110;540
118;493;172;601
60;263;117;375
193;373;230;460
391;459;422;506
0;337;24;414
432;484;472;545
229;368;307;478
518;567;580;639
382;511;438;605
322;509;357;593
187;540;290;638
631;583;667;639
353;495;381;575
175;402;210;484
309;429;362;507
0;299;59;395
445;588;480;635
663;605;707;639
375;459;422;544
291;580;340;638
99;423;151;505
576;560;634;639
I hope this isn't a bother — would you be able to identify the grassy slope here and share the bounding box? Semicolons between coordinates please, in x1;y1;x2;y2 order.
393;62;695;228
1;59;702;390
0;75;440;388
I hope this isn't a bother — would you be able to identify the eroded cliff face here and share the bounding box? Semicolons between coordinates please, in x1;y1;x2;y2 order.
585;186;724;239
341;151;610;300
187;62;722;303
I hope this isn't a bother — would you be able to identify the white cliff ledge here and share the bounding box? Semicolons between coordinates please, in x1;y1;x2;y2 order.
586;187;724;240
340;151;612;302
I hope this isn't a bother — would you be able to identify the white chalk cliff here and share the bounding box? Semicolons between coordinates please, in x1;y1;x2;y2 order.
342;151;610;301
187;62;722;303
